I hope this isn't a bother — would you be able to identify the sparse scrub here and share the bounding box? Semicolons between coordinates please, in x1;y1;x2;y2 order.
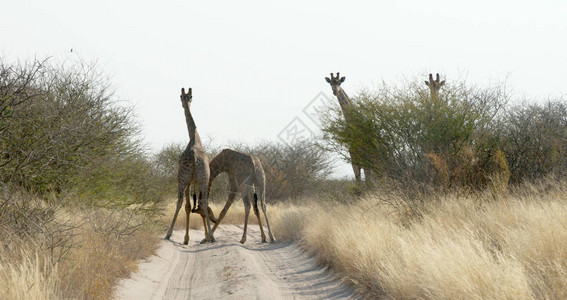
500;100;567;183
0;192;160;299
0;57;166;299
58;208;159;299
271;179;567;299
0;57;168;206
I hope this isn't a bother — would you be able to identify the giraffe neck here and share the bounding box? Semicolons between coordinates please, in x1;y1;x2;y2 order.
209;155;224;180
208;150;230;189
335;88;353;121
429;87;440;101
182;102;203;148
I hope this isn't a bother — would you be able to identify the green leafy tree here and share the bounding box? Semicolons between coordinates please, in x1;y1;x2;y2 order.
321;76;508;189
0;58;166;206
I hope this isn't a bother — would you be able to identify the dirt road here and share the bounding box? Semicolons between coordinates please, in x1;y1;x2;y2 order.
114;225;359;299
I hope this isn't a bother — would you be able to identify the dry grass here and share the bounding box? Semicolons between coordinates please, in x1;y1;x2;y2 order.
4;180;566;299
0;247;61;300
58;208;159;299
0;201;160;300
270;180;567;299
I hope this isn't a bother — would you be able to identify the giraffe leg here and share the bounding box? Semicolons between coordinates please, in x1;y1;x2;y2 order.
200;184;215;243
165;186;185;240
201;216;208;240
352;163;362;182
206;207;217;224
363;168;372;182
183;187;191;245
211;188;237;233
196;190;210;241
259;192;276;243
240;191;251;244
252;193;267;243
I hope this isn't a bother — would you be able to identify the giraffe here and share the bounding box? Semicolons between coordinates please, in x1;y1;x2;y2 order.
196;148;275;244
424;73;445;99
165;87;216;244
325;72;371;182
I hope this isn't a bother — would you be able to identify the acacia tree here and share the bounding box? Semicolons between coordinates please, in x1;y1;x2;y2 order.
321;77;508;189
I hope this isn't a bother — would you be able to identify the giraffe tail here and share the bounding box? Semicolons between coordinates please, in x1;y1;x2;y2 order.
190;192;218;224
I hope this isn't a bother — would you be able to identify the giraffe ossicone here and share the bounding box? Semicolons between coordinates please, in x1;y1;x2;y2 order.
425;73;445;99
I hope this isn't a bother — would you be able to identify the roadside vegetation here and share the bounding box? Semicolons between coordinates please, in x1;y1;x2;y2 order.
271;178;567;299
0;58;167;299
269;75;567;299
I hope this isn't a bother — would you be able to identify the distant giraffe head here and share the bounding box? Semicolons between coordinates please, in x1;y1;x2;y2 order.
325;72;348;106
424;73;445;98
180;87;192;107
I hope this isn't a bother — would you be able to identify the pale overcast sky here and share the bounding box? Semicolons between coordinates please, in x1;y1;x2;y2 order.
2;0;566;177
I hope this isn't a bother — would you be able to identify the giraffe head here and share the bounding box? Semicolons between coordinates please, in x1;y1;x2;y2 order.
325;72;346;97
424;73;445;95
180;87;192;107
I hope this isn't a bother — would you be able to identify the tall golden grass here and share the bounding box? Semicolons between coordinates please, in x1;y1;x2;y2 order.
4;180;566;299
270;179;567;299
0;247;60;300
0;203;159;300
1;197;246;299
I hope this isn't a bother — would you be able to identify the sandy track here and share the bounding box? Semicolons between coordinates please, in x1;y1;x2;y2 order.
114;225;359;299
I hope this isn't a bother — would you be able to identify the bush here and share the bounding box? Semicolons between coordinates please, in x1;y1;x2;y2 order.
0;188;160;299
0;57;167;206
0;57;168;299
271;178;567;299
321;76;509;190
500;100;567;183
